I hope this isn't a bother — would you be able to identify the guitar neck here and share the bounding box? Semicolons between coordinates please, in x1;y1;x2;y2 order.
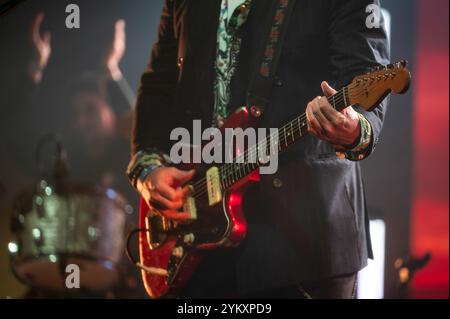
278;85;350;153
219;85;350;190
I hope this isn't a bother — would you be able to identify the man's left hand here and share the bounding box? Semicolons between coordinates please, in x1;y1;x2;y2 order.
306;81;361;150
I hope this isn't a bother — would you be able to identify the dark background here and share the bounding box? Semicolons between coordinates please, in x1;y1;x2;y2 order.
0;0;443;298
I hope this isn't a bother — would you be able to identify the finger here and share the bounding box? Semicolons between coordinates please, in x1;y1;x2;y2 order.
306;102;326;139
115;19;126;43
320;102;346;124
321;81;337;98
160;210;191;221
307;113;325;139
43;31;51;45
173;169;195;185
312;121;327;140
182;186;192;197
313;108;333;135
306;103;318;132
116;19;126;31
151;193;183;211
33;12;44;32
157;183;183;201
307;125;321;138
32;12;44;42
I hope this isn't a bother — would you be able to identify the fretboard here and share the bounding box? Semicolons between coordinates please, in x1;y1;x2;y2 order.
219;85;350;190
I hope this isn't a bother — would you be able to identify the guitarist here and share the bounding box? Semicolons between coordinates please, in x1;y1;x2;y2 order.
127;0;390;298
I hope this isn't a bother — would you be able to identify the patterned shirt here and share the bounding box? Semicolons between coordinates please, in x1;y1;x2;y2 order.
213;0;252;127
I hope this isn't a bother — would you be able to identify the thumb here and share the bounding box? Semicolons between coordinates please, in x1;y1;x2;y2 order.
173;169;195;185
321;81;337;98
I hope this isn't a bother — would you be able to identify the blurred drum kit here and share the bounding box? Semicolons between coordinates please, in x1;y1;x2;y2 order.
7;139;143;298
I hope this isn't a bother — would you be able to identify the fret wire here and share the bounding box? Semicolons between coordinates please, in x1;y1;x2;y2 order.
224;164;228;188
284;127;288;147
342;88;346;108
228;166;233;185
213;83;357;191
217;91;344;190
291;122;295;141
238;163;242;179
222;165;227;189
337;91;342;109
345;86;349;106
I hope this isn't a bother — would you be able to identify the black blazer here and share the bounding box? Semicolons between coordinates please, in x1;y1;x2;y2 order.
132;0;390;295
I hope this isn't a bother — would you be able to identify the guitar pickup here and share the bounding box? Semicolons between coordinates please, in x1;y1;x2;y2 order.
182;185;197;220
206;166;222;206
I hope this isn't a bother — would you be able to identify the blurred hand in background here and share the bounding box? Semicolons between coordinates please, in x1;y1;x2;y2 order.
104;19;126;81
29;12;51;84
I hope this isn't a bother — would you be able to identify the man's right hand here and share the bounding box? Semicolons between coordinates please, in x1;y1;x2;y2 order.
137;167;195;220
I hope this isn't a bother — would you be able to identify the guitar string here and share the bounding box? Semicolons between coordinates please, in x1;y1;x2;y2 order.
190;93;352;198
189;84;371;200
188;80;385;199
216;78;382;179
191;86;347;190
190;73;399;200
194;85;358;185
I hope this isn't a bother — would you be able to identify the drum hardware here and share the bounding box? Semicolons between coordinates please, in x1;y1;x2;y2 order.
9;182;129;292
9;136;130;292
31;228;44;246
88;226;101;242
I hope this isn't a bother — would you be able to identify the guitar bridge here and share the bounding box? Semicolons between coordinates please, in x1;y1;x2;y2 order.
206;166;222;206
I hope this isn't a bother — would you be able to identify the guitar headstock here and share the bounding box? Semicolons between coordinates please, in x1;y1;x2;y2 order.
348;60;411;112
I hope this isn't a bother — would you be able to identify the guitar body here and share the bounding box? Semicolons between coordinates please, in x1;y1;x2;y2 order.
138;107;260;298
137;62;411;298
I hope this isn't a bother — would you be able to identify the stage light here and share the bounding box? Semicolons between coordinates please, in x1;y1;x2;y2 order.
7;242;18;255
357;219;386;299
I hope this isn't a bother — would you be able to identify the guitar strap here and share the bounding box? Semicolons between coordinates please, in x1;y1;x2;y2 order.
246;0;297;116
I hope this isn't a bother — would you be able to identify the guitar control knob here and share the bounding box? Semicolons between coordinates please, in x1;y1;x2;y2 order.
172;246;184;258
183;233;195;245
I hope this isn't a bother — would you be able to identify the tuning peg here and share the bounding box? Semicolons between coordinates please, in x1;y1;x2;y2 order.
400;60;408;68
387;63;395;69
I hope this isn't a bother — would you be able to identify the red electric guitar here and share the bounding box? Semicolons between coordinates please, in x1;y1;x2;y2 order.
137;61;411;298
